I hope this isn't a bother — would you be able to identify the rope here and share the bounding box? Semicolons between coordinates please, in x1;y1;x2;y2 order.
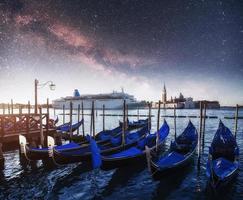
49;146;63;167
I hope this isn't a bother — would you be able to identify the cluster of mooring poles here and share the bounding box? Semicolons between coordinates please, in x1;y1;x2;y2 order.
61;100;151;142
0;98;56;170
196;103;242;170
61;100;152;147
0;99;17;115
0;101;242;171
65;101;85;135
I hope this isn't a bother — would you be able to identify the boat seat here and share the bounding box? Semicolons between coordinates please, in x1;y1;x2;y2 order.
156;151;185;167
106;147;143;159
212;147;235;162
176;138;192;145
171;141;191;154
175;145;191;154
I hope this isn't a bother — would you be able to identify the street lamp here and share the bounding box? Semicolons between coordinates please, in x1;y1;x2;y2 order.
34;79;56;114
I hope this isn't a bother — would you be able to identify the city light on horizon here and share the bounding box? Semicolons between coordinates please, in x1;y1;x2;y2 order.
0;73;242;106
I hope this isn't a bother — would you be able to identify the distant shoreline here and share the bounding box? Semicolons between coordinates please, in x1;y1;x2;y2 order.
0;103;240;110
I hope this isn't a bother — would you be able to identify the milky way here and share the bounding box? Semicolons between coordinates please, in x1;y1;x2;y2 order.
0;0;243;105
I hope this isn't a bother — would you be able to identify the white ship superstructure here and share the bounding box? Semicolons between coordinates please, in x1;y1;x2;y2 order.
52;89;145;109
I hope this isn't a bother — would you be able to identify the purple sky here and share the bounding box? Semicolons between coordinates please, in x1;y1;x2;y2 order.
0;0;243;106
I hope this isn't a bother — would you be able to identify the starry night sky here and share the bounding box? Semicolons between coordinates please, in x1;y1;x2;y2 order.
0;0;243;105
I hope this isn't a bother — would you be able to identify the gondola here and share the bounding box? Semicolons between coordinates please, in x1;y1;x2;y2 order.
24;141;83;161
48;116;59;128
56;119;83;132
150;120;198;180
119;118;149;129
94;126;122;143
54;116;59;125
22;120;144;161
52;125;149;165
206;121;239;189
101;120;169;170
94;119;149;143
79;119;149;145
22;124;122;161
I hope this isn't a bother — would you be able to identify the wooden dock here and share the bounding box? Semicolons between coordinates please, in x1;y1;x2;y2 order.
0;113;56;151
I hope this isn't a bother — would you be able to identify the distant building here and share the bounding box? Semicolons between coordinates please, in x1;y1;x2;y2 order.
161;84;192;108
194;101;220;109
161;83;167;108
160;84;220;109
184;97;195;109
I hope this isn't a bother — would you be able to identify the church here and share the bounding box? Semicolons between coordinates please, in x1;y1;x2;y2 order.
161;84;195;109
160;84;220;109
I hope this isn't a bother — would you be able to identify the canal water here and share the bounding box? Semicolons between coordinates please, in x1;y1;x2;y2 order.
0;108;243;199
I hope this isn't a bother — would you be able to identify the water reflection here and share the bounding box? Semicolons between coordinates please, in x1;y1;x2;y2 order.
0;108;242;199
153;163;194;199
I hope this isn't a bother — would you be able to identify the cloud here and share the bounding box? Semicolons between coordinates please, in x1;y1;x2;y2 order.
3;1;156;78
48;23;92;48
1;2;161;104
15;14;33;26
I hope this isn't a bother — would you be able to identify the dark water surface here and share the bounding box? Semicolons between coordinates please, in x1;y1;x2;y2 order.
0;109;243;200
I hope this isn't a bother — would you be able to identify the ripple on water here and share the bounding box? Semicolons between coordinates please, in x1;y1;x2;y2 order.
0;109;243;200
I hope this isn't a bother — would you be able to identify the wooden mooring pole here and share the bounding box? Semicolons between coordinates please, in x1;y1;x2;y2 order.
28;101;31;114
90;102;93;136
197;101;203;168
202;102;207;149
82;101;84;136
47;98;49;116
77;104;80;135
62;104;65;123
126;104;129;130
19;105;22;115
11;99;13;114
122;100;126;146
26;108;30;142
2;104;5;115
8;103;10;114
92;101;95;138
156;101;161;151
46;99;50;147
157;101;161;133
103;104;105;131
148;102;151;131
69;102;73;141
199;101;203;144
174;105;177;140
234;104;239;138
39;107;44;147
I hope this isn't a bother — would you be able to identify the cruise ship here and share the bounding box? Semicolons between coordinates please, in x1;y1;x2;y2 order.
52;89;146;110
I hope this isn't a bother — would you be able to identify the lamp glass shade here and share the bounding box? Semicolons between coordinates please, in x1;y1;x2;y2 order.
49;83;56;90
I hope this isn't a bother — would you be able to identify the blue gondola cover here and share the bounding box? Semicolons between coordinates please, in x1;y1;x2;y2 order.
207;157;238;180
157;152;185;168
86;135;101;169
206;121;240;188
211;121;237;157
57;119;83;132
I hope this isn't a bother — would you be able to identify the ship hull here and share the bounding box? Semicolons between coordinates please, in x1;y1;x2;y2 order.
52;99;145;110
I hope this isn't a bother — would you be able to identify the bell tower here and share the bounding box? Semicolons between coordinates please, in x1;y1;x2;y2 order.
162;83;167;107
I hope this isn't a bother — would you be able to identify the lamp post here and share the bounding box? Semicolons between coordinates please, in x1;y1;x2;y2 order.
34;79;56;114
